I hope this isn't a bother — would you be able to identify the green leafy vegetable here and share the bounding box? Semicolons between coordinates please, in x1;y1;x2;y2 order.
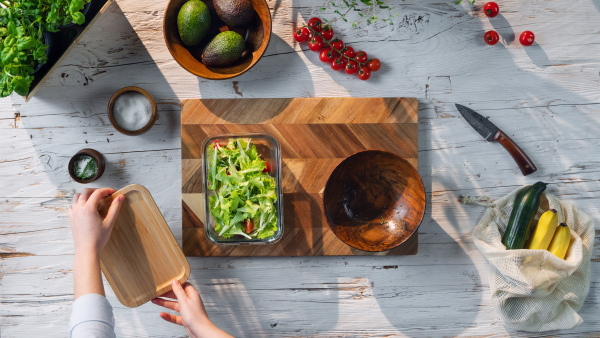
207;139;278;240
0;0;90;97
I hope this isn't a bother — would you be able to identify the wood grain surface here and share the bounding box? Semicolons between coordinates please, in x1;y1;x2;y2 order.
98;184;190;307
2;0;600;336
182;97;419;256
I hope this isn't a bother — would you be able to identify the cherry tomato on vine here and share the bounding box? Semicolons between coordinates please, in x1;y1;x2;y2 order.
519;31;535;46
307;17;323;33
309;36;324;52
294;27;311;43
357;66;371;80
342;46;355;58
367;58;381;71
320;48;337;63
344;60;358;75
321;25;334;40
484;30;499;45
335;56;348;68
483;2;499;18
330;38;344;51
330;58;344;71
355;51;368;64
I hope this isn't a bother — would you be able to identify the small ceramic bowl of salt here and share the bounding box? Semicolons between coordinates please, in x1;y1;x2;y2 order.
108;86;158;135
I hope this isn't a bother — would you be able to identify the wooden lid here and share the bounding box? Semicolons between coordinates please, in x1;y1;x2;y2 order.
98;184;190;307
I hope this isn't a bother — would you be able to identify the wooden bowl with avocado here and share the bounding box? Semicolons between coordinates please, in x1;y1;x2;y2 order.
163;0;271;80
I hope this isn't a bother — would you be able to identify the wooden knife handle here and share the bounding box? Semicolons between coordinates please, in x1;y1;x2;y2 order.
494;130;537;176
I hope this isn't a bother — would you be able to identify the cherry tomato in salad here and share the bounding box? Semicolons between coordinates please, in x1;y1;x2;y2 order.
367;58;381;71
357;66;371;80
483;2;499;18
293;27;311;43
244;219;254;234
263;162;271;173
309;36;324;52
330;58;344;71
345;60;358;75
355;51;368;64
319;48;337;63
321;25;334;40
484;30;499;45
342;46;355;58
330;38;344;51
307;17;323;32
519;31;535;46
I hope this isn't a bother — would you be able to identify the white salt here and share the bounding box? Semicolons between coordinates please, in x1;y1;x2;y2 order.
112;91;152;131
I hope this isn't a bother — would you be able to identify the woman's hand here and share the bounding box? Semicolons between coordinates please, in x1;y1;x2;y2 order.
69;188;124;256
69;188;124;299
152;280;233;338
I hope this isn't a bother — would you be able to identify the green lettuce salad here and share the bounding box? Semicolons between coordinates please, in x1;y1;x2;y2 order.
207;138;278;239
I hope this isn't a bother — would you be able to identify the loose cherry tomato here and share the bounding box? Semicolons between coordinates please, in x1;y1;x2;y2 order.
520;31;535;46
483;2;499;18
367;58;381;71
330;58;344;71
357;66;371;80
484;30;499;45
293;27;311;43
309;36;324;52
244;219;254;233
330;38;344;51
344;60;358;75
321;25;334;40
263;162;270;173
355;51;368;64
307;17;323;33
319;48;337;63
342;46;355;58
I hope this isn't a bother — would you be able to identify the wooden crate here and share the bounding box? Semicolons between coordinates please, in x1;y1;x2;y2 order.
24;0;114;101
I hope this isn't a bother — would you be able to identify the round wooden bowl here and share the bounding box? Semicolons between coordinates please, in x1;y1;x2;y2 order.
68;148;106;184
163;0;272;80
323;150;426;252
107;86;158;136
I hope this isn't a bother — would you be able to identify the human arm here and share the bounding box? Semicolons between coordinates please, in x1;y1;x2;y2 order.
152;280;234;338
68;188;124;337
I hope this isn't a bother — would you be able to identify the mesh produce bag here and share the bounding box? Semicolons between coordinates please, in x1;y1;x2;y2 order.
466;186;595;332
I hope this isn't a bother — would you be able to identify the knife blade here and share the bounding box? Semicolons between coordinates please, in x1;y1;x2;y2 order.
455;104;537;176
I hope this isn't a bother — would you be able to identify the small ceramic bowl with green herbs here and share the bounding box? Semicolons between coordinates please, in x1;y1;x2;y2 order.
68;149;105;184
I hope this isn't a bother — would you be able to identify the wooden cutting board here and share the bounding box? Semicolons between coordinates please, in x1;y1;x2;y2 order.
99;185;190;307
182;97;419;257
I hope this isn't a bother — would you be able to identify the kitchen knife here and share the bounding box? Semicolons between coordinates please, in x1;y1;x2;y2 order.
455;104;537;176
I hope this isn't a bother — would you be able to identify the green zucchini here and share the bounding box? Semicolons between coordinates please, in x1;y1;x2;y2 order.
502;182;547;250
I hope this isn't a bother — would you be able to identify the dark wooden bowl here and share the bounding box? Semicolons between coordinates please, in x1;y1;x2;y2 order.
107;86;158;136
163;0;272;80
68;148;106;184
323;150;426;252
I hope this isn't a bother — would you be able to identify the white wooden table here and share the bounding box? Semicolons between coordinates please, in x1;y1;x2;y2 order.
1;0;599;336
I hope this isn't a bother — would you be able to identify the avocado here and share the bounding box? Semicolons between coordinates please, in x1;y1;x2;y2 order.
201;31;246;67
177;0;211;46
213;0;254;27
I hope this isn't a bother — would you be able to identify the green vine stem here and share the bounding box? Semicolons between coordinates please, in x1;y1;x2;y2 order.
303;24;370;67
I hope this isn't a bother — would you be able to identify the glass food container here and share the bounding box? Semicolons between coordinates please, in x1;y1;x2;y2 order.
202;134;283;245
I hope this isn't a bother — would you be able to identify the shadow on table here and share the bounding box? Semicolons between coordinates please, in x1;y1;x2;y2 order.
196;33;315;102
16;1;180;192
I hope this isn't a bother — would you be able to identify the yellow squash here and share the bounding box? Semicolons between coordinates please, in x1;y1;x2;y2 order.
526;209;558;250
547;223;571;259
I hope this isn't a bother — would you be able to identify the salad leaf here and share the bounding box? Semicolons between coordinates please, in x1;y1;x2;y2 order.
207;139;278;240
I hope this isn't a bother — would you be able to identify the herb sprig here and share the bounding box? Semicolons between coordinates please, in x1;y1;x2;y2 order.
320;0;399;27
74;155;97;180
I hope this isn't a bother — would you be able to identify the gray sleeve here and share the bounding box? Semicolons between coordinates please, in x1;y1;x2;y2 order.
69;293;116;338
